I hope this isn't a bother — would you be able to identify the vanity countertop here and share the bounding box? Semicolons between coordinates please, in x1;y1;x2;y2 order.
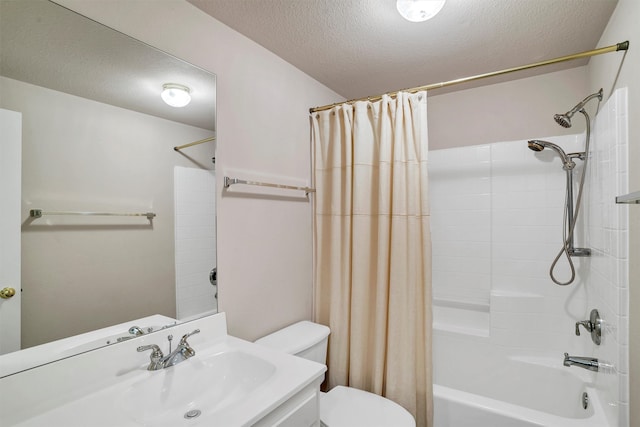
0;313;326;427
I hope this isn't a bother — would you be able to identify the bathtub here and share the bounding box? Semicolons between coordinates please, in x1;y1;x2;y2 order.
432;331;609;427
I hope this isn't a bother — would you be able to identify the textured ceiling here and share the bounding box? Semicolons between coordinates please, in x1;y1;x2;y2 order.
0;0;216;131
188;0;618;100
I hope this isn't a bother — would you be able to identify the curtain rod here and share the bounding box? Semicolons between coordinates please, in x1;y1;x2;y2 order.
309;41;629;114
174;136;216;151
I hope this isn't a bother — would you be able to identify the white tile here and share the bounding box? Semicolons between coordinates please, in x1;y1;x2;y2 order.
431;104;628;397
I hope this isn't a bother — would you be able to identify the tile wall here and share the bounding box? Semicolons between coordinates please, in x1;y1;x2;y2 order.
429;87;628;426
174;166;217;320
585;87;629;427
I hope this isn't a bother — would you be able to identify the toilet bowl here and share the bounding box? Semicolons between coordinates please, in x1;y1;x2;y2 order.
255;321;415;427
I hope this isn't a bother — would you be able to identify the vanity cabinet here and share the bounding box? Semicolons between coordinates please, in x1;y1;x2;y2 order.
253;378;323;427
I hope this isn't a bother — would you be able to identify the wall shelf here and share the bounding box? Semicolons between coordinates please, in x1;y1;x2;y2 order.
615;191;640;204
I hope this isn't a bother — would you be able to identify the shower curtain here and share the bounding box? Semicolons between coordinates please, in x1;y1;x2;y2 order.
311;91;432;426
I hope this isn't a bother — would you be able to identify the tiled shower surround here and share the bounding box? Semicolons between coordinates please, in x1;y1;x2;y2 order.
174;166;217;320
429;88;628;427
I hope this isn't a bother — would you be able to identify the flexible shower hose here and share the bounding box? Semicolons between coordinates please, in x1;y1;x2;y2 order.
549;109;592;286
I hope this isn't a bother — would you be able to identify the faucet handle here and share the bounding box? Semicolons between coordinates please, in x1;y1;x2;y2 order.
137;344;164;370
575;309;602;345
129;326;145;336
137;344;163;354
179;329;200;345
575;320;592;336
177;329;200;360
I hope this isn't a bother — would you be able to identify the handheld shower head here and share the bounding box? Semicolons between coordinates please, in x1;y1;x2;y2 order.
527;140;575;170
527;140;545;152
554;89;603;128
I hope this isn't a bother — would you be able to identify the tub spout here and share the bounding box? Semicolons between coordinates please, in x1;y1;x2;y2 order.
563;353;599;372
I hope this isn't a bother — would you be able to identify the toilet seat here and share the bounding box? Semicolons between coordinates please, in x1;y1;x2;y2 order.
319;386;415;427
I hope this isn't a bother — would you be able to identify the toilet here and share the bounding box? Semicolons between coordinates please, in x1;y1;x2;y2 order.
255;321;416;427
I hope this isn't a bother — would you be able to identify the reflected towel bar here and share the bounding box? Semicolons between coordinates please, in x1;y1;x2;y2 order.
174;136;216;151
223;176;315;194
30;209;156;220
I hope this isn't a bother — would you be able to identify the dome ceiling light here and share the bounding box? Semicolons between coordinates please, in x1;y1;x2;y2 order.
161;83;191;108
396;0;446;22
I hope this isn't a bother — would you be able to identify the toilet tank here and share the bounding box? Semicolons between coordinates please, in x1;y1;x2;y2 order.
255;321;330;365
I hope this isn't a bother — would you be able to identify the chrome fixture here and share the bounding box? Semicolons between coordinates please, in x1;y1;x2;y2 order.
527;140;590;259
224;176;315;194
136;344;165;370
575;309;602;345
128;326;149;336
582;392;589;410
563;353;599;372
527;140;577;170
113;325;167;343
137;329;200;371
554;89;603;128
616;190;640;204
115;326;152;342
29;209;156;220
527;89;603;285
210;267;217;287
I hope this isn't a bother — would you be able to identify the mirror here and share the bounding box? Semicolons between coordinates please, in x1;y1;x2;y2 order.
0;0;217;375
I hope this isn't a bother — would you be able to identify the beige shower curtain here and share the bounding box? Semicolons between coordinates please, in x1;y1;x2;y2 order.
312;91;432;426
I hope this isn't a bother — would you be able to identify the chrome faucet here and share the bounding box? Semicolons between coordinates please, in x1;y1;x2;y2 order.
129;326;149;336
115;325;153;343
563;353;599;372
137;329;200;370
137;344;165;370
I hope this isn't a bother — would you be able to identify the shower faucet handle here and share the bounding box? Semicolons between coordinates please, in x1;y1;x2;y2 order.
575;320;592;336
575;309;602;345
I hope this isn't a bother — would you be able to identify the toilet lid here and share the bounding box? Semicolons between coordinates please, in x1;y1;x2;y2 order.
320;386;415;427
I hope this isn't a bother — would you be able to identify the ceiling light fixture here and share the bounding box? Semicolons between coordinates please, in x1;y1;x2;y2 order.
396;0;445;22
161;83;191;108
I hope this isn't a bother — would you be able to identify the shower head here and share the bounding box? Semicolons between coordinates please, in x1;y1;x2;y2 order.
554;88;603;128
553;113;572;129
527;140;576;170
527;140;545;152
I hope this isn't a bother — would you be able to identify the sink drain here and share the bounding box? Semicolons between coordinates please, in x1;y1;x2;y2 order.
184;409;202;420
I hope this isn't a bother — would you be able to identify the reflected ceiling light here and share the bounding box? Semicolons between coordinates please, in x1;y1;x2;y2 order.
161;83;191;107
396;0;445;22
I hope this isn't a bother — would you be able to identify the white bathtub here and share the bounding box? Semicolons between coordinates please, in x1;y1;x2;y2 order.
433;332;609;427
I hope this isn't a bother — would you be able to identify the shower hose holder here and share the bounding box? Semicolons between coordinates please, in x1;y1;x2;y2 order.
568;247;591;257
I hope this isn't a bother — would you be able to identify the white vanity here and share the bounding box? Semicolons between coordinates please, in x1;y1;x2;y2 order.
0;313;326;426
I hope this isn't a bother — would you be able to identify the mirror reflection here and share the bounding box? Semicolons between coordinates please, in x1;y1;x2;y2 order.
0;0;217;375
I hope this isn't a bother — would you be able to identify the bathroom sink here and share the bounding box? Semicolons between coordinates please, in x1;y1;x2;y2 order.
117;350;276;426
2;314;326;427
